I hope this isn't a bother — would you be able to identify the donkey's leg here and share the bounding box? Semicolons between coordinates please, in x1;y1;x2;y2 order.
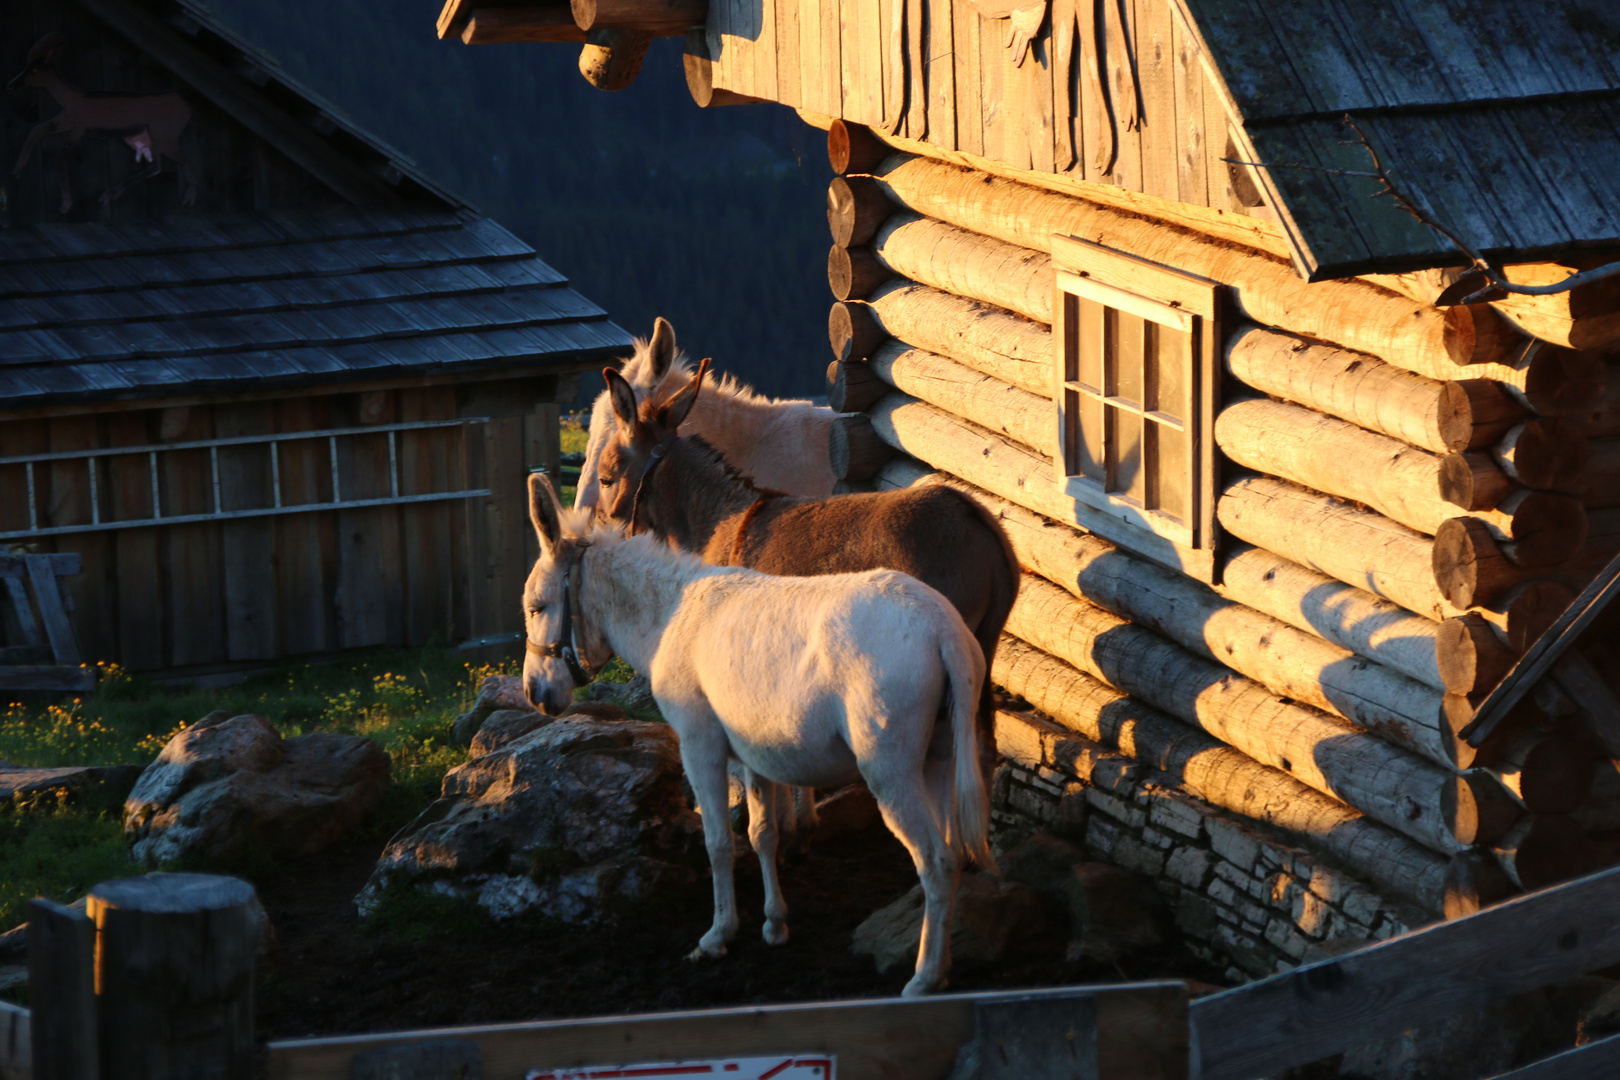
744;769;789;945
679;725;741;960
866;763;960;996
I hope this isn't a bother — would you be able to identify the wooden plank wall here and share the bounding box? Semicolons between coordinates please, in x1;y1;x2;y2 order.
1;0;340;230
707;0;1248;212
0;389;555;673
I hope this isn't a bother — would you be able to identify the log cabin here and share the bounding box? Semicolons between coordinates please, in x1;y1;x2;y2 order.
0;0;630;686
443;0;1620;978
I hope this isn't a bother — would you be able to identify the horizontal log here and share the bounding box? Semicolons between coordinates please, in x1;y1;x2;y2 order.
1006;573;1517;854
1440;694;1541;772
1225;327;1454;455
865;279;1052;397
1437;614;1517;697
870;213;1053;325
1488;261;1620;351
1433;517;1561;611
828;245;887;301
1581;437;1620;508
1217;545;1445;691
895;467;1454;765
1476;580;1576;654
572;0;705;33
1463;342;1607;418
1218;475;1449;621
867;341;1051;457
993;636;1449;912
682;32;766;107
1493;419;1589;492
827;413;893;481
1438;379;1530;453
1217;398;1588;563
872;155;1518;378
1489;814;1600;891
828;119;888;175
1442;849;1519;918
1573;762;1620;834
1483;730;1594;815
828;301;885;363
828;176;894;248
1576;363;1620;438
1439;452;1517;512
578;27;650;91
461;7;586;43
826;360;887;414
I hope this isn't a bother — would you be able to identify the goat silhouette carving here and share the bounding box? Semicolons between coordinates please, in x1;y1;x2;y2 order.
8;33;197;212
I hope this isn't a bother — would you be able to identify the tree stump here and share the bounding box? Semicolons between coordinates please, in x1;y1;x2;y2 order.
88;873;257;1080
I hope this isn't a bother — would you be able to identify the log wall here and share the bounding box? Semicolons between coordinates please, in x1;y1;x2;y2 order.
824;141;1620;972
0;384;560;674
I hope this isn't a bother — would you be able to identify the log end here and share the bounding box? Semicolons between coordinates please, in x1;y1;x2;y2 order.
828;245;885;301
1492;814;1602;891
828;119;888;175
1436;614;1516;696
1438;378;1525;452
828;359;886;415
829;412;895;481
1497;731;1596;816
1443;771;1522;847
579;28;652;91
1442;849;1518;919
1439;452;1513;512
1433;517;1516;610
827;175;892;249
829;301;884;364
1492;579;1578;653
1442;304;1522;367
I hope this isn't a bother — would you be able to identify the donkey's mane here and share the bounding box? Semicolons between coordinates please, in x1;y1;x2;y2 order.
680;434;771;495
558;505;718;581
620;334;813;409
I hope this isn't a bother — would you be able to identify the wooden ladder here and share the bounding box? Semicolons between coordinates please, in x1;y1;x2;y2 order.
0;553;92;692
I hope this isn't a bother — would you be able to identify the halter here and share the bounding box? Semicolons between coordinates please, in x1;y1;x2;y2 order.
525;541;599;688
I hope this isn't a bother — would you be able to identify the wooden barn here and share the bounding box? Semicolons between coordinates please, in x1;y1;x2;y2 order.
439;0;1620;978
0;0;630;688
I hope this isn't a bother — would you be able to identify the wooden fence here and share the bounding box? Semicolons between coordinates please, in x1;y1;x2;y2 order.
15;864;1620;1079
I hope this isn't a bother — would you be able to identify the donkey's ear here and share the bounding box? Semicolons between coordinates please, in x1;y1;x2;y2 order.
647;318;677;381
528;471;563;554
656;357;710;433
603;367;639;435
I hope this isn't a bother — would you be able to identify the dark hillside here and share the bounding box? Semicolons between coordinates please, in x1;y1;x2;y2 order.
204;0;833;400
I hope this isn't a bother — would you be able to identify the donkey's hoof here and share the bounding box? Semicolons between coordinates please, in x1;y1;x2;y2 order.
686;942;726;962
902;974;942;998
763;920;789;946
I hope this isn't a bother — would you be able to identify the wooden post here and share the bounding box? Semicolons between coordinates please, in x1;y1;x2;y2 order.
828;119;890;175
89;873;258;1080
29;899;97;1080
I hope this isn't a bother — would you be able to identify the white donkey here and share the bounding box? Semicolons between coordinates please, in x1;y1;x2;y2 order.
521;471;993;995
573;317;837;512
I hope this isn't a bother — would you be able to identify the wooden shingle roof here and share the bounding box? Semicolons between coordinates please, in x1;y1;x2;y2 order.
1177;0;1620;278
0;207;629;408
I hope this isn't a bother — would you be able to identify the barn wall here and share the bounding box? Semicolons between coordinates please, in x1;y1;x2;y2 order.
2;0;342;230
0;384;559;674
827;151;1620;974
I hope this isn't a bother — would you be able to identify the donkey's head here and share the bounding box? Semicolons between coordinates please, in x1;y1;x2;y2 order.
575;318;688;513
8;34;67;91
521;472;614;715
596;357;710;528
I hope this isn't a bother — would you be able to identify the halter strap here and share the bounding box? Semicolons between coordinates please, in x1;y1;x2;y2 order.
525;542;601;687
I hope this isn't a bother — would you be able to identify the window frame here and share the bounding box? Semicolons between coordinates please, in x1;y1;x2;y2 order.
1050;234;1223;582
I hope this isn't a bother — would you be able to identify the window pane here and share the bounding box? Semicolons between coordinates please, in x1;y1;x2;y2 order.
1110;406;1145;505
1079;393;1104;482
1077;297;1103;390
1147;322;1190;422
1149;421;1188;522
1109;310;1145;407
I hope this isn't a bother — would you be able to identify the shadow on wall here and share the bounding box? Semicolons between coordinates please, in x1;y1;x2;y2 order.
204;0;835;403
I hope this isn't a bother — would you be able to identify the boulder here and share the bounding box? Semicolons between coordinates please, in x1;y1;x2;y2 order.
356;716;702;923
468;709;551;756
1000;832;1168;963
852;872;1039;974
0;764;145;812
452;675;537;747
811;784;881;844
124;713;389;868
587;671;658;716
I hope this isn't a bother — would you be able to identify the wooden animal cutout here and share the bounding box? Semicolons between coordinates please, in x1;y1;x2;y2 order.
7;33;197;213
972;0;1048;67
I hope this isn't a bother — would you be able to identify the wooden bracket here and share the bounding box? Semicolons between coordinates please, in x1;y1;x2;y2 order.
0;553;91;691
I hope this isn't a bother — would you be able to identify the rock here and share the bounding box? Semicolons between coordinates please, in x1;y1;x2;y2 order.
0;764;145;812
811;784;881;844
1578;981;1620;1045
452;675;537;747
469;709;552;756
852;872;1039;974
124;714;389;868
999;833;1167;964
587;671;657;715
357;716;702;924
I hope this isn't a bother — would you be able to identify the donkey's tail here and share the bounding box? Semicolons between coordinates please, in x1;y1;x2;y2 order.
940;612;995;873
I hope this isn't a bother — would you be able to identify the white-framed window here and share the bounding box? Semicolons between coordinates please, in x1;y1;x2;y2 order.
1051;235;1223;581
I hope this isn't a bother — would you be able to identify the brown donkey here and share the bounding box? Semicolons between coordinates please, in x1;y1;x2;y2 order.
596;362;1020;779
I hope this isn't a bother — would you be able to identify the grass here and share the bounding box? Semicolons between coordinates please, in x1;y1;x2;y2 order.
0;648;524;932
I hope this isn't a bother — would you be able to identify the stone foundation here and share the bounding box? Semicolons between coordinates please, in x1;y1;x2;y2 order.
991;708;1428;983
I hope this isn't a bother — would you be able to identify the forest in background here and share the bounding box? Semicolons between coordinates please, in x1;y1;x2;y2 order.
205;0;834;402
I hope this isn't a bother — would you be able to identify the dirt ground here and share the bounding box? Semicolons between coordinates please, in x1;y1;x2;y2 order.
254;820;1225;1045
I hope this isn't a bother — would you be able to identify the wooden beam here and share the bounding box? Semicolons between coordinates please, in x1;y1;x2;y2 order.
829;119;890;175
1191;862;1620;1080
577;28;652;90
269;983;1190;1080
1481;1031;1620;1080
28;899;97;1080
462;7;585;43
572;0;706;34
76;0;402;207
